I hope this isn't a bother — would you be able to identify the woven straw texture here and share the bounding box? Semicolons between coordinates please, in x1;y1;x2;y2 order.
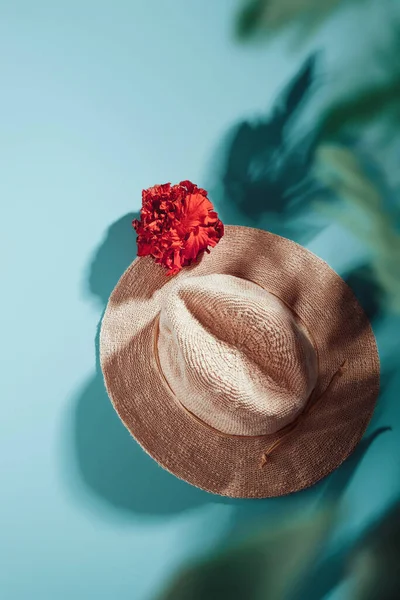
100;225;380;498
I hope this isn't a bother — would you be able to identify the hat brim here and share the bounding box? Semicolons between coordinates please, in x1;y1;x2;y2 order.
100;226;379;498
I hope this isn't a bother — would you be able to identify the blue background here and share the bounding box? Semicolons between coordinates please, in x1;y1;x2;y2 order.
1;2;399;599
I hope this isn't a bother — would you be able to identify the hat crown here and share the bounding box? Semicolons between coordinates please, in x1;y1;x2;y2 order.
157;274;318;436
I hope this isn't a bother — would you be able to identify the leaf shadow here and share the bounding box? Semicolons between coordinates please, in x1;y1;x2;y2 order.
211;52;327;245
343;262;385;322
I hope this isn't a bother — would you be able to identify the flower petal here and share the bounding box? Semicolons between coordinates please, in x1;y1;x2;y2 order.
132;182;224;275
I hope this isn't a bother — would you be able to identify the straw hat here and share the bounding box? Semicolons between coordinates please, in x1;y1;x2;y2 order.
100;184;379;498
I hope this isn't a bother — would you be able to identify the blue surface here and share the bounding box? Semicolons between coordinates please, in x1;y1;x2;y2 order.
1;2;399;599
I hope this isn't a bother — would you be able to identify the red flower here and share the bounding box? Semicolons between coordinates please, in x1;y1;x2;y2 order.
133;181;224;275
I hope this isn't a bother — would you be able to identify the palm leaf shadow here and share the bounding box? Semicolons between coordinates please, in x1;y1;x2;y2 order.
343;261;398;420
343;262;385;322
214;53;326;244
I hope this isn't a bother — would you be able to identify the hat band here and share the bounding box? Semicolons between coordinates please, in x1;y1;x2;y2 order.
152;314;346;467
260;359;347;466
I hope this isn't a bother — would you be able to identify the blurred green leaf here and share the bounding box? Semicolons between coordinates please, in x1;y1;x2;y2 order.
350;503;400;600
315;144;400;312
158;509;335;600
319;27;400;138
236;0;354;40
319;77;400;139
236;0;266;39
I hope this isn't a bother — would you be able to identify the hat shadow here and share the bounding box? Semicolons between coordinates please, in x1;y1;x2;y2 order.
73;213;226;515
209;53;327;245
74;325;219;515
87;212;139;306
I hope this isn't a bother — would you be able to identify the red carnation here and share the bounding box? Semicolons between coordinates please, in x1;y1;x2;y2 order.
133;181;224;275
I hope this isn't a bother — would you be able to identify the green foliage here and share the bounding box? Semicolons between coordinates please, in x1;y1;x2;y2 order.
316;145;400;312
159;509;335;600
236;0;352;39
236;0;266;39
350;503;400;599
235;0;400;310
213;4;400;597
319;77;400;139
319;26;400;138
159;502;400;600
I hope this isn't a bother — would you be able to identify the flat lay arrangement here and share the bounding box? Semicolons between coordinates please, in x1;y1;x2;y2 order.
100;182;380;498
